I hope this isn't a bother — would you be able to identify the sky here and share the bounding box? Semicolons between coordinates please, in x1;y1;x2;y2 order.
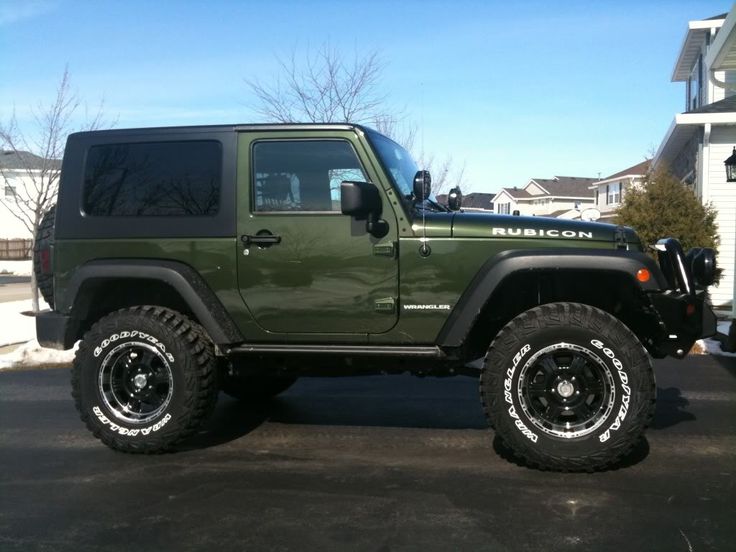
0;0;732;194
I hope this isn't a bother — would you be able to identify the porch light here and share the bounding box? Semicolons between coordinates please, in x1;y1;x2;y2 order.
725;147;736;182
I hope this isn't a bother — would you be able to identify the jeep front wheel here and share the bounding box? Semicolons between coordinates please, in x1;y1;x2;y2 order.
480;302;655;472
72;306;219;453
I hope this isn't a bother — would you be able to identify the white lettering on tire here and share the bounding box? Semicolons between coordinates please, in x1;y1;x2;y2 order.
590;339;631;443
92;406;172;436
94;330;175;363
503;344;538;442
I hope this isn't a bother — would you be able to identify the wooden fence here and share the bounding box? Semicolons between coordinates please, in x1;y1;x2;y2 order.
0;239;32;260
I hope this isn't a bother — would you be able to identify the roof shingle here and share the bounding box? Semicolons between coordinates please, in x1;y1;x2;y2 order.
0;150;61;171
531;176;597;198
604;159;651;180
687;94;736;114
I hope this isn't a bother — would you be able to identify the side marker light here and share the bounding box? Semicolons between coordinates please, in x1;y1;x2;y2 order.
636;268;650;283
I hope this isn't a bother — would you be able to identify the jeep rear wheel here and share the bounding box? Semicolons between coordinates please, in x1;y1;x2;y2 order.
480;302;655;472
72;306;219;453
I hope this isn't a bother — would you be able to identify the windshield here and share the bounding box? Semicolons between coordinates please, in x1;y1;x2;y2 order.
367;131;446;213
367;132;420;197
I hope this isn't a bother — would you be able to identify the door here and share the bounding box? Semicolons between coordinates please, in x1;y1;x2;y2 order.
236;132;399;335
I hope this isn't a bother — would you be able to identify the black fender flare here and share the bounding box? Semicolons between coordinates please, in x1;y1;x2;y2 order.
60;259;244;345
436;248;666;348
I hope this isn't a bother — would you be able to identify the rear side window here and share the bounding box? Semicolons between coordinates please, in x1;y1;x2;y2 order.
83;141;222;216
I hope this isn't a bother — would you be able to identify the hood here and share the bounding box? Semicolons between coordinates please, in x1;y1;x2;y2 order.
450;212;640;245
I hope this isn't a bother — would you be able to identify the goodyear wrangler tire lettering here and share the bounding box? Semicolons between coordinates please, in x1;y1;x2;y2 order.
589;338;632;443
94;331;175;362
503;344;538;442
92;406;172;436
480;302;655;472
72;306;218;454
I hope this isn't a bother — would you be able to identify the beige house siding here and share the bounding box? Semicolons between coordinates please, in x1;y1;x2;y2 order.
704;126;736;306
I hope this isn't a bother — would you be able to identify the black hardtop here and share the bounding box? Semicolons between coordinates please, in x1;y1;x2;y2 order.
68;122;370;140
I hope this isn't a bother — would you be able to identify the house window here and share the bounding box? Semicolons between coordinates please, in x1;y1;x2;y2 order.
4;184;15;198
498;203;510;214
607;182;621;205
689;55;703;111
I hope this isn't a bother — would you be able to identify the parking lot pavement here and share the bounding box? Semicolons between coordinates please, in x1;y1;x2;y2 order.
1;355;735;551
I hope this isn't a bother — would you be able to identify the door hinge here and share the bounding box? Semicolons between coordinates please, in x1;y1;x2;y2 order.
373;241;397;258
374;297;396;313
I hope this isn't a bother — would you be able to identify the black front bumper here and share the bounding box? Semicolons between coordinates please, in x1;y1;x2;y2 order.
649;291;716;358
648;238;718;359
36;310;76;350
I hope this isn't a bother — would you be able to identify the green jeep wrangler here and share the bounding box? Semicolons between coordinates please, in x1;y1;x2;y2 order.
35;123;717;471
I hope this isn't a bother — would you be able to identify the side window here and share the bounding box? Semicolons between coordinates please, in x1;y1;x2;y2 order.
252;140;366;212
83;141;222;216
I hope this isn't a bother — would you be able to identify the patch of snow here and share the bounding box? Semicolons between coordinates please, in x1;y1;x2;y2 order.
0;298;79;369
0;339;77;369
697;338;736;358
0;299;49;347
0;300;41;345
0;260;32;276
696;320;736;357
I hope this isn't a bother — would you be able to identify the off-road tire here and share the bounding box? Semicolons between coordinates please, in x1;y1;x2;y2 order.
481;302;655;472
221;372;297;401
72;306;219;453
33;204;56;307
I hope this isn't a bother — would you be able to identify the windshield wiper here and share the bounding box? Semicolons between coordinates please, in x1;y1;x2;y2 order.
404;194;449;213
428;198;450;212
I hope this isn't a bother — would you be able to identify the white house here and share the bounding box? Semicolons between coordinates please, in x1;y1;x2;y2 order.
437;192;495;212
654;9;736;311
589;160;650;222
0;150;60;240
491;176;596;218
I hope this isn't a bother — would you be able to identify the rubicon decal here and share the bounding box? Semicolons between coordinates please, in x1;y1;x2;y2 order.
491;227;594;239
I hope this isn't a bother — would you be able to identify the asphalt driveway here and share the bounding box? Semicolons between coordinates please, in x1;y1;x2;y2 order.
1;355;734;551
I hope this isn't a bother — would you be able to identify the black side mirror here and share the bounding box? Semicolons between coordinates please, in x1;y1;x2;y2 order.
413;170;432;199
340;181;389;238
341;181;381;216
448;186;463;211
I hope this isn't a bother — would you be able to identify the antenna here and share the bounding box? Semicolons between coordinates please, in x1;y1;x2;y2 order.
419;81;429;257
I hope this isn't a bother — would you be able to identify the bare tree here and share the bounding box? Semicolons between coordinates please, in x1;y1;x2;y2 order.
248;44;393;126
373;114;417;153
0;66;108;311
419;154;467;196
247;43;466;198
